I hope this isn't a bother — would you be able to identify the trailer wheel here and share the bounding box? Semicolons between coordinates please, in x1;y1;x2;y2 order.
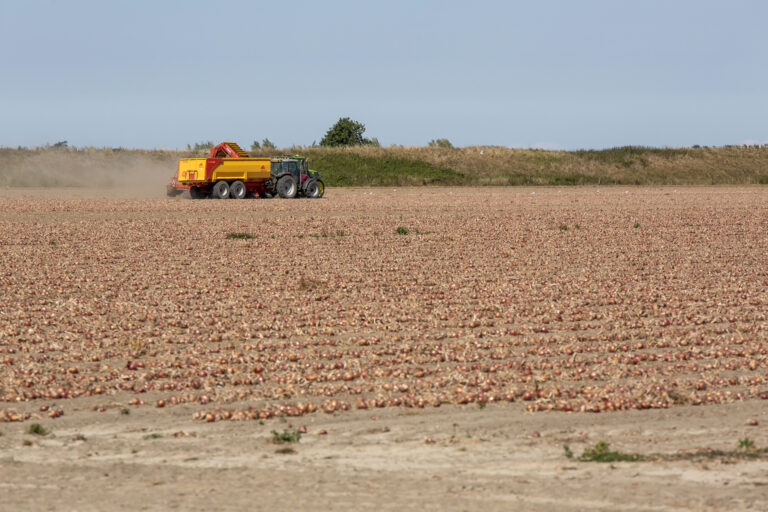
229;181;246;199
189;187;206;199
212;180;230;199
276;175;297;199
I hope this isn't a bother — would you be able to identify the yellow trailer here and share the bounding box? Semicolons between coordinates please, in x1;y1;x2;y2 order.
176;156;272;185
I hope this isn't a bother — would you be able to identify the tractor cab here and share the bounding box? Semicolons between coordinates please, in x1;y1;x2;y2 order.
271;158;301;179
271;156;315;177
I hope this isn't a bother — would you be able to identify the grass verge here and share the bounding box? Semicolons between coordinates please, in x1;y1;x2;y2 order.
3;144;768;188
566;439;768;463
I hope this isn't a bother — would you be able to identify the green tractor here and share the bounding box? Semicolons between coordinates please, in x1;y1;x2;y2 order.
267;155;325;199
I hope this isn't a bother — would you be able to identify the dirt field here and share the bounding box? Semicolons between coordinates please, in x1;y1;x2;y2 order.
1;186;767;511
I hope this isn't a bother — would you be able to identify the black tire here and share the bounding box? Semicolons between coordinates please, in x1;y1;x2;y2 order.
304;179;321;198
276;175;297;199
189;187;205;199
229;180;246;199
212;180;230;199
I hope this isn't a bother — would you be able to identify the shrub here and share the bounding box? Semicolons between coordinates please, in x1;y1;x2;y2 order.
428;138;453;148
191;141;215;151
320;117;374;147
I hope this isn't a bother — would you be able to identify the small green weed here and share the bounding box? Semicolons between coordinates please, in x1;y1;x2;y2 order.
668;446;768;462
26;423;49;436
578;441;644;462
226;232;254;240
396;226;409;235
739;437;755;450
573;438;768;464
477;401;487;409
633;222;640;229
559;225;569;231
120;408;130;415
143;433;163;440
335;230;348;237
271;429;301;443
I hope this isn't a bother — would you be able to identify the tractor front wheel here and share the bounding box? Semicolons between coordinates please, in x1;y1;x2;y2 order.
313;179;325;198
276;175;297;199
304;179;322;198
212;180;230;199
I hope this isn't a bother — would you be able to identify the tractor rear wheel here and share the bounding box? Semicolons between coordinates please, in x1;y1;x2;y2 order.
212;180;230;199
229;180;246;199
276;175;297;199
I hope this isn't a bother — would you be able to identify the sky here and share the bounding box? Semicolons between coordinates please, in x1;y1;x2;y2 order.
1;0;766;150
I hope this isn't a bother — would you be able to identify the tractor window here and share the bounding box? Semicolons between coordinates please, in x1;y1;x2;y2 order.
271;161;282;173
284;161;299;173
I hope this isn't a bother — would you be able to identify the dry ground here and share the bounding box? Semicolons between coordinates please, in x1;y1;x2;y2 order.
1;186;767;511
1;401;767;511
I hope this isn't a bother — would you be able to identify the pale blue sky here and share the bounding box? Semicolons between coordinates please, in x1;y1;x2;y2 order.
2;0;766;149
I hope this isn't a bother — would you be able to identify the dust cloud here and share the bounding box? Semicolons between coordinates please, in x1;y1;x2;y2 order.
0;149;179;198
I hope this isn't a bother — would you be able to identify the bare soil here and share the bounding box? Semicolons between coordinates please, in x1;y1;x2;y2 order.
1;401;767;511
1;186;767;511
